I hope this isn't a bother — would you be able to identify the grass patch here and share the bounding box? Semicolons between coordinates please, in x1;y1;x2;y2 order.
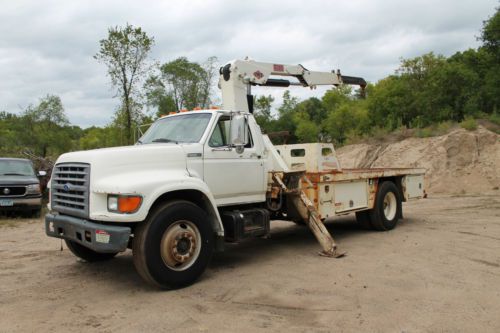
460;117;478;131
489;112;500;126
415;127;433;138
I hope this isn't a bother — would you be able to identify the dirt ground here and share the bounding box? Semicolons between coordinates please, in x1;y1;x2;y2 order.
1;193;499;332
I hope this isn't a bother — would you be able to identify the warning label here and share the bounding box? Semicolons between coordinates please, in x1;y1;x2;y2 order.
95;230;110;244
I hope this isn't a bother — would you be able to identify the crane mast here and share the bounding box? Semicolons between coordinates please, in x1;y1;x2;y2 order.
218;58;367;113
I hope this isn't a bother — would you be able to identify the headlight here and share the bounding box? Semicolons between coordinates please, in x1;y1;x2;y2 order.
107;194;142;214
26;184;41;195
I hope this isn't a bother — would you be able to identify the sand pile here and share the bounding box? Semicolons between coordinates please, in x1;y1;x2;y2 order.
336;126;500;194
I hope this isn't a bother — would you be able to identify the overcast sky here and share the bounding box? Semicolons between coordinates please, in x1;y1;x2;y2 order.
0;0;497;128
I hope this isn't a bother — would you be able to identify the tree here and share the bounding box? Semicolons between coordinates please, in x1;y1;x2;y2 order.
274;90;300;143
325;101;370;144
23;95;72;157
480;7;500;57
94;23;154;144
293;112;319;143
145;57;218;113
253;94;275;131
479;7;500;113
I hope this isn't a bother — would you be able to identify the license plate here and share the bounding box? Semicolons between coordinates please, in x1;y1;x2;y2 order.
0;199;14;207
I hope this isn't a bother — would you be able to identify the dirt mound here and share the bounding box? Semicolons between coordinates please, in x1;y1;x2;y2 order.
336;126;500;194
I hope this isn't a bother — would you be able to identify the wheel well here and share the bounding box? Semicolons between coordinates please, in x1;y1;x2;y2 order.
379;177;404;218
149;190;222;234
379;176;405;201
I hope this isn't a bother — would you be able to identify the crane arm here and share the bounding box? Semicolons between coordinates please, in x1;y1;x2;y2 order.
218;59;366;113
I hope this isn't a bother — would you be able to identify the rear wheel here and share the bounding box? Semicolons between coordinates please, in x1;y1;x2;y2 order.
369;181;402;231
65;240;118;262
133;200;214;289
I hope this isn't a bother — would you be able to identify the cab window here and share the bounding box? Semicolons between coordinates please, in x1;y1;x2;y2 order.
208;116;253;148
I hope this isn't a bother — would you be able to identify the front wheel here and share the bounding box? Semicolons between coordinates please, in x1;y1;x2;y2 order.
132;200;214;289
369;181;402;231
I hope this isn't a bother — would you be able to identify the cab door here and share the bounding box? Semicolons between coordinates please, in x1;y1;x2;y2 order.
203;114;266;205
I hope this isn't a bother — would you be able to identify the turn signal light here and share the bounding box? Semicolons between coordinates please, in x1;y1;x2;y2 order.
108;195;142;214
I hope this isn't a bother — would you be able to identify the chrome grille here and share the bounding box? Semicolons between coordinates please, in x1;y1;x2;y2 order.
51;163;90;218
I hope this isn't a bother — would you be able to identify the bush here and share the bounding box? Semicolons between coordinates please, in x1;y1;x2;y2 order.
415;128;433;138
344;129;365;145
460;117;478;131
489;112;500;126
370;126;391;141
436;121;454;135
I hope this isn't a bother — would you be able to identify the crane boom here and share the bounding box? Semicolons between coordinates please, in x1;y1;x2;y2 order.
218;58;367;113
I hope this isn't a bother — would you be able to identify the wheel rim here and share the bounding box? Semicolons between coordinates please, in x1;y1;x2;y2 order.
383;192;397;221
160;220;201;271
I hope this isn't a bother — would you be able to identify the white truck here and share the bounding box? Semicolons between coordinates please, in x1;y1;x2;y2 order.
45;59;425;289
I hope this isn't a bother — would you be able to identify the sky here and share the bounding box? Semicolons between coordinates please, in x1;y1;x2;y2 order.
0;0;497;128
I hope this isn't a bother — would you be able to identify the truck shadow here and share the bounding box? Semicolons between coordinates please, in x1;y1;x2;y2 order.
208;215;415;270
70;215;415;291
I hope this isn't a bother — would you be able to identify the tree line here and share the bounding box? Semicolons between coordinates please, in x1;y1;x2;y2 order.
255;7;499;144
0;7;498;160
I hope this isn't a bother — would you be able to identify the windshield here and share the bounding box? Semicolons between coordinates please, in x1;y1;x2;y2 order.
139;113;212;144
0;160;35;176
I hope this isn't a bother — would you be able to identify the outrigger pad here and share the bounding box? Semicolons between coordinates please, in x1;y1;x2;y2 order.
319;249;347;258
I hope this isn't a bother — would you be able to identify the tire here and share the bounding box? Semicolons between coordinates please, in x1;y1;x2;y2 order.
132;200;214;289
65;240;118;262
369;181;402;231
355;210;372;230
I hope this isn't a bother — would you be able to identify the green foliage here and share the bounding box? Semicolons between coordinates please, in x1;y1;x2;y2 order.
481;7;500;56
435;121;454;135
253;94;275;131
254;95;274;120
0;95;76;159
293;112;319;143
145;56;217;113
489;112;500;126
460;117;478;131
415;128;434;138
324;100;370;144
274;91;300;143
94;23;154;145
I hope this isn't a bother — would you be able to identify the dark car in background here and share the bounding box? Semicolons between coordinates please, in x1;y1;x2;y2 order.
0;158;45;216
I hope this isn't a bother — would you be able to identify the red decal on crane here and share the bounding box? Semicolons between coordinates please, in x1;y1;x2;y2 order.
273;64;284;72
254;70;264;79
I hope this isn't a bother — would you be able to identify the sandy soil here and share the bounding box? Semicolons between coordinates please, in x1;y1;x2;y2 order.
336;126;500;195
1;193;499;332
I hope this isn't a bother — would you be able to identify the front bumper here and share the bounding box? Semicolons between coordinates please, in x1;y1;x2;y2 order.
45;213;131;253
0;196;41;211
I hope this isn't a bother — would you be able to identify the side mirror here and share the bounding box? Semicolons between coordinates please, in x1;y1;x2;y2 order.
229;114;248;153
37;170;47;177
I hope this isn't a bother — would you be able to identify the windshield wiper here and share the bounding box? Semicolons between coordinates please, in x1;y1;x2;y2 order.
1;173;27;176
151;138;178;144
